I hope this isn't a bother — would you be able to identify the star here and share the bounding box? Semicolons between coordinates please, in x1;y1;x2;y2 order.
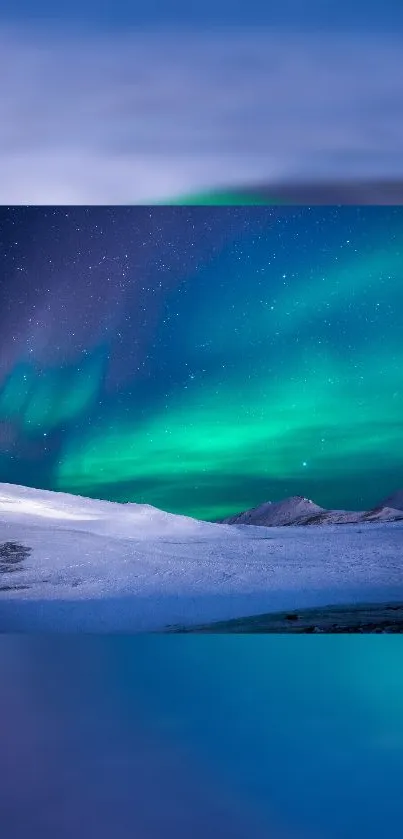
0;205;401;519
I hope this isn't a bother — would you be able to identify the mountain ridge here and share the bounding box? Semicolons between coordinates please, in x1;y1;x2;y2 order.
221;491;403;527
1;481;403;529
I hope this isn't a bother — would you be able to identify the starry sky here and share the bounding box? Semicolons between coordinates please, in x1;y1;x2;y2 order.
0;205;402;520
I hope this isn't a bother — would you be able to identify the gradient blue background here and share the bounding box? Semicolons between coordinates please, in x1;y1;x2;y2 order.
1;1;402;30
1;637;403;838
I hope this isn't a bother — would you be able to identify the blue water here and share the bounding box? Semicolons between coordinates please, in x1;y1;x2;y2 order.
1;636;403;838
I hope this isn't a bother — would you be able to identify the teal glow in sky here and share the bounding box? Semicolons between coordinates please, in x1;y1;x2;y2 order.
0;206;402;519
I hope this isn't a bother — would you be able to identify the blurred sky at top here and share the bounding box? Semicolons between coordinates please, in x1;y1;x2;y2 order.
1;0;402;30
0;2;402;203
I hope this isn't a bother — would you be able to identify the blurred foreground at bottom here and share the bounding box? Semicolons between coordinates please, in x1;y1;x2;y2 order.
1;636;402;839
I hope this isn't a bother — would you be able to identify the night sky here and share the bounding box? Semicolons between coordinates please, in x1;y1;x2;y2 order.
0;206;402;520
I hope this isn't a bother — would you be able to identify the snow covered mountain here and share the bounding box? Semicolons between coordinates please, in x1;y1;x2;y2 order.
378;491;403;512
1;482;403;632
0;481;235;542
223;496;325;526
222;494;403;527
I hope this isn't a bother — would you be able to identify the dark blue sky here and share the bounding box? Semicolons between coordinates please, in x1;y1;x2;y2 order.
1;0;402;30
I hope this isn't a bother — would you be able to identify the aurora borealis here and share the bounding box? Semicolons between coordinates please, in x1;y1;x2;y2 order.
0;206;402;520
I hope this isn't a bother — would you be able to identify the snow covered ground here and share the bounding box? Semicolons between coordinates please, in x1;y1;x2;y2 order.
0;482;402;632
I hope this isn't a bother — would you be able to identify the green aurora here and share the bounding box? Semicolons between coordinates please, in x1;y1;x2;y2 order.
0;206;402;519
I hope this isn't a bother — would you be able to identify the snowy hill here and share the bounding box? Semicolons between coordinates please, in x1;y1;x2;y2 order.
222;493;403;527
1;482;403;632
223;496;325;526
362;505;403;522
0;482;235;541
378;491;403;512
